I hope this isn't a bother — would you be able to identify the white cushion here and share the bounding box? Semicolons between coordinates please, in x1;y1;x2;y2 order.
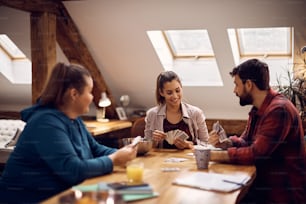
0;119;25;148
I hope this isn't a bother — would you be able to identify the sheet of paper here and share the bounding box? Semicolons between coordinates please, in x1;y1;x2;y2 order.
164;157;188;163
173;172;251;192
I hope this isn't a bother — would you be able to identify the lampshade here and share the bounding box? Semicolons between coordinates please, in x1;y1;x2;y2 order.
120;95;130;107
99;92;111;107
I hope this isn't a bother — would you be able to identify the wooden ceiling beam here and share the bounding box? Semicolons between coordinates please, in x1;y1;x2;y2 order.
56;2;117;118
30;12;57;104
0;0;60;14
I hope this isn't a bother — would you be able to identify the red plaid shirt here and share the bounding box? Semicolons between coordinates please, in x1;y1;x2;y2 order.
228;89;306;203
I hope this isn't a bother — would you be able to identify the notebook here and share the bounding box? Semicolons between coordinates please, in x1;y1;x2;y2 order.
173;172;251;192
72;182;159;202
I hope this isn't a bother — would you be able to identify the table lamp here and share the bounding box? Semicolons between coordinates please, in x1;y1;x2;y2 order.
120;94;130;117
97;92;111;122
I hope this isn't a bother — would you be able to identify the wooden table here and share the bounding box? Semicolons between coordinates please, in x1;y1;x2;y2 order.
84;120;132;148
84;120;132;136
42;149;256;204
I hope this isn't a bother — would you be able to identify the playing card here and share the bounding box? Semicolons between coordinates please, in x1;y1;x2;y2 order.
212;121;228;142
164;157;188;163
166;130;189;144
131;136;142;147
218;129;227;142
175;130;189;141
166;130;175;144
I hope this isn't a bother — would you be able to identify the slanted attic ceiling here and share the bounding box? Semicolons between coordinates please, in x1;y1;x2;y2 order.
0;0;306;119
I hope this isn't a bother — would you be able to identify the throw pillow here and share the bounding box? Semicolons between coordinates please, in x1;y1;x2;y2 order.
5;128;22;148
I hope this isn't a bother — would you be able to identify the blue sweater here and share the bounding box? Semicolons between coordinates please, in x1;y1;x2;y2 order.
0;104;117;203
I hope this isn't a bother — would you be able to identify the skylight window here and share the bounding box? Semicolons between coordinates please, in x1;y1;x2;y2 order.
147;29;222;87
148;27;293;87
228;27;293;86
164;30;214;58
237;27;292;57
0;34;31;84
0;34;26;59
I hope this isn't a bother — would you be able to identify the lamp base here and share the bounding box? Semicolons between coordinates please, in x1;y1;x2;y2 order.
96;108;109;122
97;118;109;123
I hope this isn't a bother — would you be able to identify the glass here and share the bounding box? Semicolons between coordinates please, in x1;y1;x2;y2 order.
126;161;144;184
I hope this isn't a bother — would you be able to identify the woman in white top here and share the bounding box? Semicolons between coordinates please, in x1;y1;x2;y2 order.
144;71;209;149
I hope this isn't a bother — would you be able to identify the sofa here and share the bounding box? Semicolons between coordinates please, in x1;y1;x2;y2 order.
0;119;25;172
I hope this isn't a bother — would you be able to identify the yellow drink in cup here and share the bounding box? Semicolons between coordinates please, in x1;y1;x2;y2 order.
126;161;144;184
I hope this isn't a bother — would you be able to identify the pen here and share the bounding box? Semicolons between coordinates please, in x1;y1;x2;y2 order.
222;179;246;186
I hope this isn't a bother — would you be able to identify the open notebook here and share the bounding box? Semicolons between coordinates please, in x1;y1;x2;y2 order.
173;172;251;193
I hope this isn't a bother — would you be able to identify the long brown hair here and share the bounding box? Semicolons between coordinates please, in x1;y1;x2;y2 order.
39;62;91;108
155;71;182;105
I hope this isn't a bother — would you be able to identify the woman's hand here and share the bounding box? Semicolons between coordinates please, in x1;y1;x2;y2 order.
152;130;167;143
109;145;137;166
173;138;193;149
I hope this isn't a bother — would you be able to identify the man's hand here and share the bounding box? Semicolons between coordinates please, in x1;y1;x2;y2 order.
208;130;220;146
208;130;233;150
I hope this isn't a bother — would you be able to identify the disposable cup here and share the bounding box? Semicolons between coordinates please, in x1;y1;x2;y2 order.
194;145;211;169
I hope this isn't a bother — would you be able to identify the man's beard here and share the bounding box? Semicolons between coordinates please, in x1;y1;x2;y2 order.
238;88;253;106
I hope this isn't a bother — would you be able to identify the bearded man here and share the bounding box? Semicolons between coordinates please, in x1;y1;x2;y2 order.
209;58;306;204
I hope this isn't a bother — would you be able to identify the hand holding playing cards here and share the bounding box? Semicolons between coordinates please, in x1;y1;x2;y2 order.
108;145;137;166
208;130;232;150
152;130;167;143
208;130;220;146
173;137;193;149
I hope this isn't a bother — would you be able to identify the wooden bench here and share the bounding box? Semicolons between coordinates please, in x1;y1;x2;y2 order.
206;119;247;136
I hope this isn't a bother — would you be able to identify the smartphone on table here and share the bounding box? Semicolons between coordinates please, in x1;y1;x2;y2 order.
107;181;148;190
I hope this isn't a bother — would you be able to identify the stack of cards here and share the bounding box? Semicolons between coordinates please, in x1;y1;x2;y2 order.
165;130;189;145
212;121;227;142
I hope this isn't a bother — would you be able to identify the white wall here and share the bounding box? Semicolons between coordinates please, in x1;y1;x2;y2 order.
1;0;306;119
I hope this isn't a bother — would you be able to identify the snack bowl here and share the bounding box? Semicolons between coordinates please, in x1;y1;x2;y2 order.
136;138;153;156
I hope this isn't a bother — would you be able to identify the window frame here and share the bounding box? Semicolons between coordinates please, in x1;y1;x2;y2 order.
163;30;215;59
235;27;293;58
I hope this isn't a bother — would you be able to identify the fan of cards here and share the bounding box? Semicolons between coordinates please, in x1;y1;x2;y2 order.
165;130;189;145
212;121;227;142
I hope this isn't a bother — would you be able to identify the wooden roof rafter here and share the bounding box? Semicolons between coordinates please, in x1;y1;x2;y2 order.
0;0;60;14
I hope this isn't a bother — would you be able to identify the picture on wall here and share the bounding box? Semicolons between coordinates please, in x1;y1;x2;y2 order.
116;107;128;120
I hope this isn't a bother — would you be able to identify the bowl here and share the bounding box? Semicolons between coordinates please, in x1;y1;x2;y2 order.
136;138;153;155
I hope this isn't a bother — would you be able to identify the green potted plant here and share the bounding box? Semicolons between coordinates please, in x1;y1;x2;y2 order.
275;47;306;120
274;48;306;142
